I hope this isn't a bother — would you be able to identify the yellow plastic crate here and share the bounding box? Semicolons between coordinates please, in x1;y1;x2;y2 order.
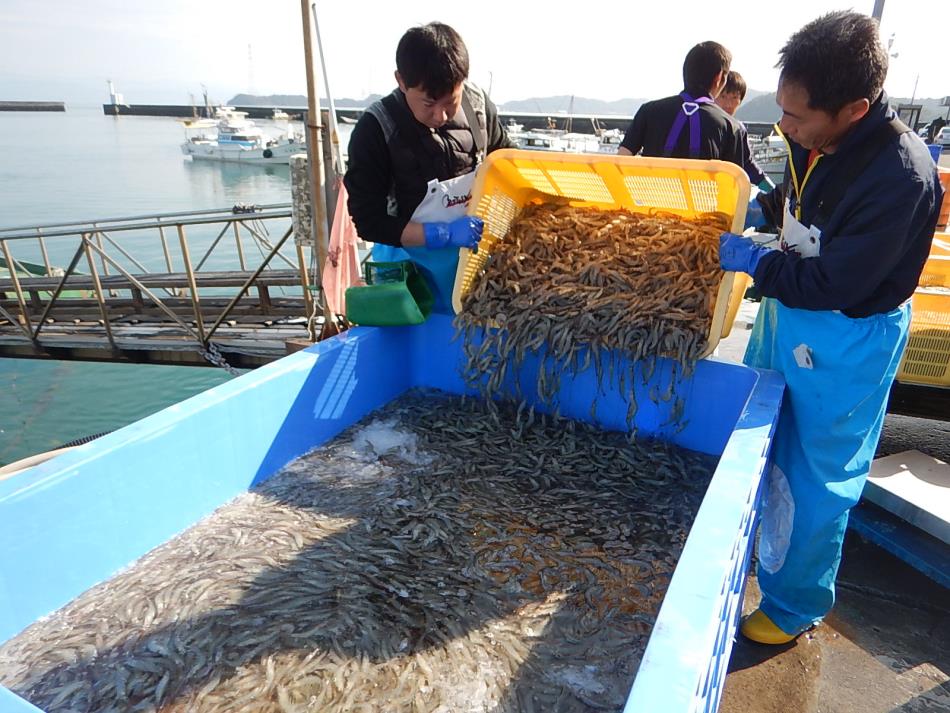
452;149;751;356
897;289;950;387
919;233;950;289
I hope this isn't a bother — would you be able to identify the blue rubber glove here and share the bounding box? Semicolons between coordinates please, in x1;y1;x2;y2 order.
720;232;774;275
423;216;484;250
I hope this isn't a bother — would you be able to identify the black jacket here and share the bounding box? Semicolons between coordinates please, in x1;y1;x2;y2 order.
344;87;511;247
619;93;749;168
753;93;942;318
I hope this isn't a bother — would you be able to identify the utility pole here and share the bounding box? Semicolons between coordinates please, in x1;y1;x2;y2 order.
299;0;335;337
872;0;885;20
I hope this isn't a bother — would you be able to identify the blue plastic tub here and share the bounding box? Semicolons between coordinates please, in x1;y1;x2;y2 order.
928;143;943;163
0;315;783;713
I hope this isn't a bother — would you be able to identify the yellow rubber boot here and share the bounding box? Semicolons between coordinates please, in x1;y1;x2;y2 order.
740;609;797;645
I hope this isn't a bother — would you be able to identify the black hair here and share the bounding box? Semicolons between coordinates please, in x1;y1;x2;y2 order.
778;11;887;114
723;71;747;101
683;42;731;97
395;22;469;99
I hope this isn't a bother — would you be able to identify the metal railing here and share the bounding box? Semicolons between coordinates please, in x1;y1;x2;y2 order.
0;203;316;368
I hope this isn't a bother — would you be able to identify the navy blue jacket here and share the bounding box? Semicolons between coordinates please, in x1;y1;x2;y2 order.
753;93;942;318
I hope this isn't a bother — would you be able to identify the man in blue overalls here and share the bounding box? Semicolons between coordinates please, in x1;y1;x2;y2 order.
720;11;943;644
344;23;512;313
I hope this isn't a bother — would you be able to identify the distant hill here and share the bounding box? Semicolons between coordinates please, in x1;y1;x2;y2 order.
737;93;950;126
499;92;775;117
744;88;770;102
736;94;780;123
498;96;647;116
229;93;649;115
227;93;381;108
228;90;948;126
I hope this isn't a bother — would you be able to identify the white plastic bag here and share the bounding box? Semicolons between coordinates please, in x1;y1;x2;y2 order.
758;464;795;574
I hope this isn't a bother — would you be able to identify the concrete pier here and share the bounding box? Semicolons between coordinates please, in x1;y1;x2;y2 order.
0;101;65;112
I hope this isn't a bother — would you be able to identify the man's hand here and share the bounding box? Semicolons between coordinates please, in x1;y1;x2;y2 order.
423;216;484;250
720;232;774;275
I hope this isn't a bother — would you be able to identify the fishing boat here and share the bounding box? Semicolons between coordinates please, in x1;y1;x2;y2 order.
510;128;567;152
506;119;624;155
749;132;789;175
509;127;620;154
180;107;304;164
0;257;87;298
597;128;624;154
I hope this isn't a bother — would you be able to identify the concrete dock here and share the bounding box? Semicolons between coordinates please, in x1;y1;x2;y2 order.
0;101;65;112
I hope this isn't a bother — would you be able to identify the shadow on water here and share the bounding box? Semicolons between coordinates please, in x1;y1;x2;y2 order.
3;393;715;712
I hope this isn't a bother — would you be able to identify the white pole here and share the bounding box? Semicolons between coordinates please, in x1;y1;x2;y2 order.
311;2;343;176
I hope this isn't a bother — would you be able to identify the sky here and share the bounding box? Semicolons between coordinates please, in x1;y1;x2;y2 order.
1;0;948;107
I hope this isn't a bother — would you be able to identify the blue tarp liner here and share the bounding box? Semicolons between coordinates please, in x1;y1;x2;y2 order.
0;315;783;713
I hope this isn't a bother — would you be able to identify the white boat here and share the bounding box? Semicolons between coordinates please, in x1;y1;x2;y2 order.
506;119;624;155
512;129;567;152
749;133;789;175
181;107;304;164
597;128;624;154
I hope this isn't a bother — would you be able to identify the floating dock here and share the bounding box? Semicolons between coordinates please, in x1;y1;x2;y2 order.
0;204;316;370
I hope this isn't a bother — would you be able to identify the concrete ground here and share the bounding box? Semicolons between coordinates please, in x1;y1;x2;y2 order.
713;300;950;713
721;538;950;713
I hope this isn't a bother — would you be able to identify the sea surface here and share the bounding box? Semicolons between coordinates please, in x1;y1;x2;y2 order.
0;105;345;466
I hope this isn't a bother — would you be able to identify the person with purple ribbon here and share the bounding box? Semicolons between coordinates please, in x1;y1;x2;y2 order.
618;41;750;169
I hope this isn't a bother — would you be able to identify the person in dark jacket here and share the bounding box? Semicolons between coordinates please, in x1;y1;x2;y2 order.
926;115;946;143
618;41;750;172
719;10;943;645
344;22;511;312
715;70;774;190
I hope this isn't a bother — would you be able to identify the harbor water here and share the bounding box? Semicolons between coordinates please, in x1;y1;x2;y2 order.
0;106;345;466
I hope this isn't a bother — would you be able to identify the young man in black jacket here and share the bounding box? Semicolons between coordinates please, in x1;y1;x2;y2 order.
715;70;774;191
344;22;511;312
720;11;942;645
